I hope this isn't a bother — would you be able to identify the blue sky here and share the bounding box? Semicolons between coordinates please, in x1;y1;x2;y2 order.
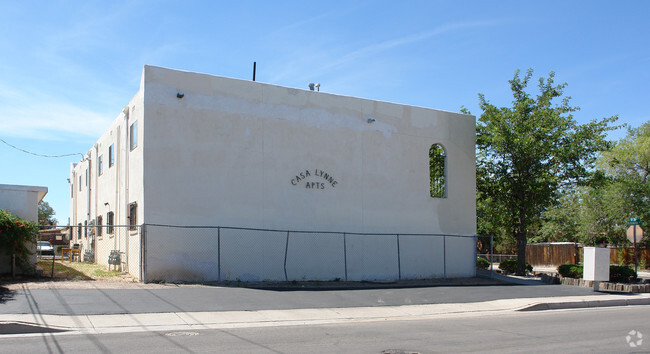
1;1;649;224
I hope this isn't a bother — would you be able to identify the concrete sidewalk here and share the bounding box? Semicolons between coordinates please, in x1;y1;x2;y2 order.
1;276;650;336
2;293;649;336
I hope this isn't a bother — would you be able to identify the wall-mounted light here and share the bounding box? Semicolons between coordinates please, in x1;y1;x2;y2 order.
367;117;376;124
177;92;184;99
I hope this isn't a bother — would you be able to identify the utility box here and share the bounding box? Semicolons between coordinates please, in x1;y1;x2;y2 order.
583;247;610;281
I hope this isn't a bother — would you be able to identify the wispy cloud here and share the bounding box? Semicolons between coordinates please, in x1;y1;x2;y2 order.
0;86;116;140
268;20;500;85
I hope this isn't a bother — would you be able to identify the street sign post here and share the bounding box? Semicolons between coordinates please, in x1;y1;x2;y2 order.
626;223;644;276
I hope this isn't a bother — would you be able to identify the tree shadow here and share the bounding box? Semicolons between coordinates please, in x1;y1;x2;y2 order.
0;286;15;304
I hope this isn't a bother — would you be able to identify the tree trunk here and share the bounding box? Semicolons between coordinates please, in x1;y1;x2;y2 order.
516;207;528;276
516;232;527;275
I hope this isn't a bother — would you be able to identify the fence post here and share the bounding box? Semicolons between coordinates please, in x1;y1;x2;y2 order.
443;235;447;279
397;234;401;281
140;224;146;283
217;227;221;283
343;233;348;282
284;231;290;282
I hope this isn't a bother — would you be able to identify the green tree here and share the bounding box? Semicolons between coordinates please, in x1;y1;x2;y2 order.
38;201;57;226
598;121;650;244
476;69;617;274
0;209;39;272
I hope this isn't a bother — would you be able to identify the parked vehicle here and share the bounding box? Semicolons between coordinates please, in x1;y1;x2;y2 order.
37;241;54;256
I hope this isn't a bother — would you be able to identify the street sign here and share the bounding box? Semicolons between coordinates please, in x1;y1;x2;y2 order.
627;225;644;243
628;217;642;226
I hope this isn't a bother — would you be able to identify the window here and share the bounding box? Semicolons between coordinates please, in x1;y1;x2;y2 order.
97;215;103;236
129;202;137;230
429;144;447;198
79;175;82;191
109;144;114;167
71;183;74;198
129;121;137;150
98;155;103;176
77;223;82;240
107;211;114;234
84;220;88;238
85;169;88;186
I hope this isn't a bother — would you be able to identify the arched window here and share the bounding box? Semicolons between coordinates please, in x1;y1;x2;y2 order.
429;144;446;198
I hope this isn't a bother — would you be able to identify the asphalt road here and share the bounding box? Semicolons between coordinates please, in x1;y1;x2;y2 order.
1;283;600;316
1;304;648;353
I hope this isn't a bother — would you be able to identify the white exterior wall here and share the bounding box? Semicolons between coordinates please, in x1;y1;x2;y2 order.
0;184;47;273
71;65;476;282
140;66;476;282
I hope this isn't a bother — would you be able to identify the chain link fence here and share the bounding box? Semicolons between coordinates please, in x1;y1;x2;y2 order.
142;224;478;283
34;224;481;283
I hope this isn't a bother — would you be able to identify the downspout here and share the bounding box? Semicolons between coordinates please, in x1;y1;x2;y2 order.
71;169;77;242
94;143;99;260
123;105;130;271
115;126;120;251
86;154;91;250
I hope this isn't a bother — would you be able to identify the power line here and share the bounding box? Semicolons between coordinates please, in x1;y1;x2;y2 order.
0;138;83;159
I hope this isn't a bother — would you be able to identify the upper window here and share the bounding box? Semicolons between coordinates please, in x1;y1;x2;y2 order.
98;155;103;176
107;211;114;234
129;202;137;230
97;215;103;236
79;175;82;191
109;144;114;167
130;121;137;151
429;144;447;198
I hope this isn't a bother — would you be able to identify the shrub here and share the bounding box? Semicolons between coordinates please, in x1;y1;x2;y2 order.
609;265;636;283
0;209;39;272
557;264;583;278
499;259;533;274
476;257;490;270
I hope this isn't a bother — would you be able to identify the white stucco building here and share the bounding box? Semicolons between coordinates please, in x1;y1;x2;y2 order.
70;65;476;282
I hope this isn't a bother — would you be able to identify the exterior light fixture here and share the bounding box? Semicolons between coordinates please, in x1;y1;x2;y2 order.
367;117;376;123
177;92;184;99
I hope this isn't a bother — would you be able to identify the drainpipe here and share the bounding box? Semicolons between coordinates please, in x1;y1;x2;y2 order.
115;126;120;252
123;105;130;272
86;154;91;252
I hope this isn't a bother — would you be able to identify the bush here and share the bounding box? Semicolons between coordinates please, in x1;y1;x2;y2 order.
558;264;583;278
499;259;533;274
609;265;636;283
476;257;490;270
0;209;39;272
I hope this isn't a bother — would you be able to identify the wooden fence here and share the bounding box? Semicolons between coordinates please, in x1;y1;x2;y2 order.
525;243;650;267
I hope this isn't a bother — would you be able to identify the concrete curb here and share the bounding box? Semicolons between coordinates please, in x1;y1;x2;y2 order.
517;296;650;311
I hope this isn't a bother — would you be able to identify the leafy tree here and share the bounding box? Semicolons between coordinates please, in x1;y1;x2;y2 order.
0;209;39;272
476;69;617;274
597;122;650;245
38;201;57;226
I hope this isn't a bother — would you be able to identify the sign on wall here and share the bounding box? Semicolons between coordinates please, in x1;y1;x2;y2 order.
290;169;339;189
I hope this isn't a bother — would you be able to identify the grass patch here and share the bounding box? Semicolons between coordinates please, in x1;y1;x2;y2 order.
37;260;123;281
